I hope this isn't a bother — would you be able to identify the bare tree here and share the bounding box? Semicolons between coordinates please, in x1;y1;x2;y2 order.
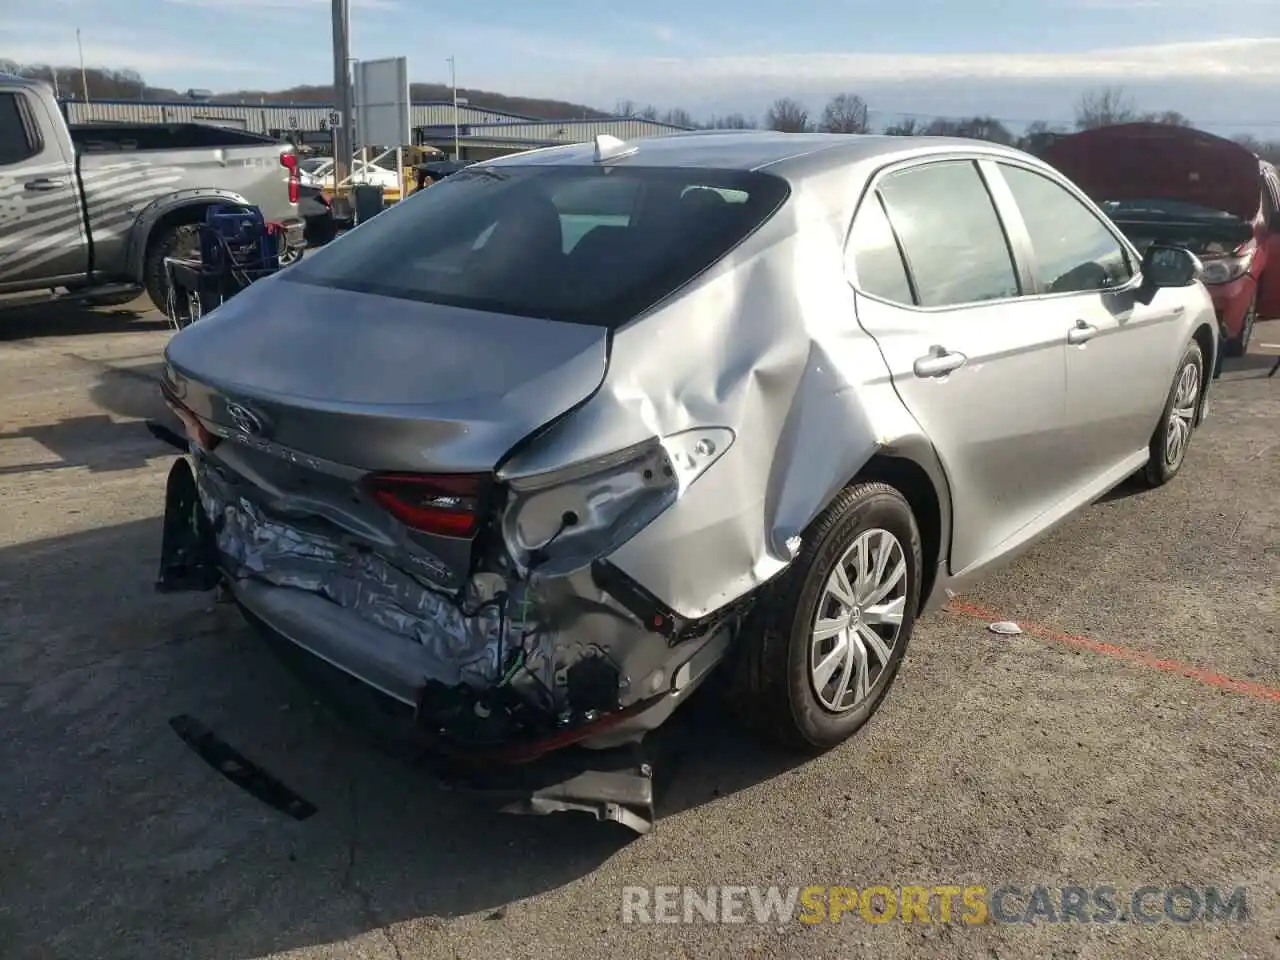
1140;109;1192;127
706;113;756;129
615;99;637;116
1074;86;1138;130
1233;134;1280;164
661;107;695;128
637;104;660;121
818;93;869;134
764;97;810;133
882;117;920;136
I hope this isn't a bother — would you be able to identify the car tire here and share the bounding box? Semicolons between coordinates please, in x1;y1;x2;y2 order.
144;223;201;318
1143;340;1204;487
1223;296;1255;358
729;482;922;753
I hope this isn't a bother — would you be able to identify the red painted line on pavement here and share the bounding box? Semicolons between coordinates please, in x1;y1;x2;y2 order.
945;599;1280;704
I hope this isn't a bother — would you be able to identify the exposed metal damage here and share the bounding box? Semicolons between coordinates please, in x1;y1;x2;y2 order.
181;439;738;763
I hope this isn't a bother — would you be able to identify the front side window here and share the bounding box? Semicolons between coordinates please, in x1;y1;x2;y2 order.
0;93;39;166
999;163;1134;294
877;160;1020;308
287;165;789;327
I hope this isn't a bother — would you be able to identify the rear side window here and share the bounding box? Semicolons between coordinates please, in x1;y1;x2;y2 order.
847;192;914;304
0;93;40;166
878;160;1020;308
998;163;1134;294
287;165;790;327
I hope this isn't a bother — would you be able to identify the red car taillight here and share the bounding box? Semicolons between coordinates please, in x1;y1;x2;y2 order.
280;152;300;204
365;473;489;538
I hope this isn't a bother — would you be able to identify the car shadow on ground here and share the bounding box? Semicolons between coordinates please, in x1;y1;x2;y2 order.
1;514;805;959
0;298;169;340
0;363;174;476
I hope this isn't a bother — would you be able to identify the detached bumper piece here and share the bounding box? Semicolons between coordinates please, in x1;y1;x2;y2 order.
156;457;221;593
427;740;658;835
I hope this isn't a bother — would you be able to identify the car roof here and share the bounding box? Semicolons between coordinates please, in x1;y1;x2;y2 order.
484;130;1037;181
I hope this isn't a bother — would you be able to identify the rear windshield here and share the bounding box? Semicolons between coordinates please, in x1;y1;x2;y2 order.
285;164;789;327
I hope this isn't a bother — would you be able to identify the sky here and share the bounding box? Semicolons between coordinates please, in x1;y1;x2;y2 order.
6;0;1280;135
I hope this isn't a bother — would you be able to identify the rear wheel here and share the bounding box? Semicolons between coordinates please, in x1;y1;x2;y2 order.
730;482;921;752
1143;340;1203;487
1223;296;1255;358
144;222;201;318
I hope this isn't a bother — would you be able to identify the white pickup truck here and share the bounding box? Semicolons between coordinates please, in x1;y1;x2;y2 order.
0;73;305;315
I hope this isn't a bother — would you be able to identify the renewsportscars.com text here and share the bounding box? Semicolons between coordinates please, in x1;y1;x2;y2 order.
620;884;1249;926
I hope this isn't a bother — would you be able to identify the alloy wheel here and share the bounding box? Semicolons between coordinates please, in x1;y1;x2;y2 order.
809;528;907;713
1165;360;1200;467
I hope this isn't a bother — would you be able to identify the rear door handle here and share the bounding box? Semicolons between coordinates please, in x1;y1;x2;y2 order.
913;346;967;378
1067;320;1100;345
24;177;68;191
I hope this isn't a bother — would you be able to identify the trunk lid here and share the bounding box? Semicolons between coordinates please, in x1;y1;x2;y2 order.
162;273;609;587
163;273;608;474
1043;123;1264;223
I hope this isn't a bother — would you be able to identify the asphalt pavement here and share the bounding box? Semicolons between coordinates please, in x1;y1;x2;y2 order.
1;300;1276;960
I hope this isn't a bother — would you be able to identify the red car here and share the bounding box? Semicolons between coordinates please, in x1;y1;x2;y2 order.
1044;123;1280;356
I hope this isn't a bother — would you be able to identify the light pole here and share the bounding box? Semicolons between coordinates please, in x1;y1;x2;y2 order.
330;0;353;218
76;28;89;102
447;55;460;162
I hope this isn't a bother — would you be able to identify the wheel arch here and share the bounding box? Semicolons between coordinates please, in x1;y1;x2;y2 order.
847;449;950;614
1191;321;1215;423
127;189;251;282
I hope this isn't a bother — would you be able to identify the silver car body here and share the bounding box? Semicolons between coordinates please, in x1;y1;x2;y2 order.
161;131;1217;749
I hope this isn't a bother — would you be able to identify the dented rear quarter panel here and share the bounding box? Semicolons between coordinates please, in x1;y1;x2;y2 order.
499;161;950;620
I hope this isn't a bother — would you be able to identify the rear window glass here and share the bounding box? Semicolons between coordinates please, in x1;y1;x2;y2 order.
286;165;789;327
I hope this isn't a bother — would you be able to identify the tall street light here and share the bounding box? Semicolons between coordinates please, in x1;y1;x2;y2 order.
447;55;460;162
76;29;90;102
330;0;353;218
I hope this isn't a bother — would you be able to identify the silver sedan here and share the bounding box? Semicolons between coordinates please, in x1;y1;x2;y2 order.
156;131;1216;831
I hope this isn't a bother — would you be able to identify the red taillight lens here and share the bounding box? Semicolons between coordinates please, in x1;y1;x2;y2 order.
280;152;299;204
162;392;220;452
365;473;488;538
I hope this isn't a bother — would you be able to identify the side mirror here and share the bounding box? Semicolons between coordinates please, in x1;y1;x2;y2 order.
1136;244;1201;304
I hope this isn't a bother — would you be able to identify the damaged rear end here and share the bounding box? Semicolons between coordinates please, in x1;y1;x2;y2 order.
155;160;784;831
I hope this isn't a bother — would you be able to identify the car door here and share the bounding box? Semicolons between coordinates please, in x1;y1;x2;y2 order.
0;88;88;289
847;157;1071;576
1257;165;1280;319
989;159;1179;488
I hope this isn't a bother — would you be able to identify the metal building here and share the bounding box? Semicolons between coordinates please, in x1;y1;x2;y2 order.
61;98;694;158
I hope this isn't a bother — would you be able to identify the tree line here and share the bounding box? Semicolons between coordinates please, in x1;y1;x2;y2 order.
623;86;1280;164
3;59;1276;164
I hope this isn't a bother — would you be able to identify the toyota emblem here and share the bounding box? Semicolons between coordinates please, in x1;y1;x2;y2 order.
225;401;266;437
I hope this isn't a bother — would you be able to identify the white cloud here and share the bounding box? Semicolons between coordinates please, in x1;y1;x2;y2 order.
164;0;399;9
1;21;253;73
563;38;1280;97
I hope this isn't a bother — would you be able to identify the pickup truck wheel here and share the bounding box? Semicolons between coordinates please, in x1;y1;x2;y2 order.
729;482;921;753
144;223;201;318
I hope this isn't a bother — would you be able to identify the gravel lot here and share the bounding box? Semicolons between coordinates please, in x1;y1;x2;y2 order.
2;299;1276;960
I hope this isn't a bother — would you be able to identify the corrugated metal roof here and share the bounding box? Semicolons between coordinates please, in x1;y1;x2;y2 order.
64;99;537;131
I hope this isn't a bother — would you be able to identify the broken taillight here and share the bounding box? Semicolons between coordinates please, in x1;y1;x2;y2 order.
162;390;220;452
365;473;488;538
280;151;300;204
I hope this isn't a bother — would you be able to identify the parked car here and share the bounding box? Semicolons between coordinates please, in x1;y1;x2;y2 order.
155;132;1216;832
1043;122;1280;356
0;73;305;315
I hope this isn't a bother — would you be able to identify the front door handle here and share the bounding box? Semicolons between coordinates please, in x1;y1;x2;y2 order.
24;177;68;191
1067;320;1100;345
913;345;967;378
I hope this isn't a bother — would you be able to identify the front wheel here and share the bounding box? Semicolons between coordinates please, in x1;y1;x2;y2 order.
730;482;922;753
1143;340;1203;487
